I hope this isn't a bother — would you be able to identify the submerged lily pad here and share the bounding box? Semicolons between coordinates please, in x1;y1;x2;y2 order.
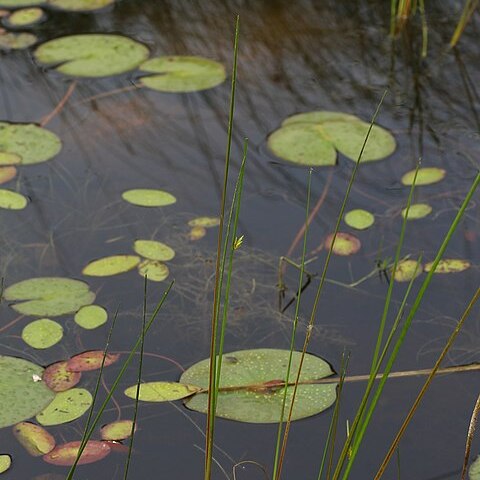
43;441;111;466
424;259;471;274
187;216;220;228
181;349;337;423
67;351;119;372
13;422;55;457
393;259;423;282
401;167;446;186
0;122;61;165
0;356;55;428
124;382;201;402
0;166;17;184
140;56;226;93
22;319;63;349
82;255;140;276
188;226;206;241
100;420;135;441
48;0;114;11
34;34;149;77
122;188;177;207
0;32;36;49
324;232;361;256
74;304;107;329
344;209;374;230
401;203;432;220
42;361;81;392
133;240;175;261
137;260;169;282
5;7;44;27
0;455;11;474
36;388;92;426
0;189;27;209
4;277;95;316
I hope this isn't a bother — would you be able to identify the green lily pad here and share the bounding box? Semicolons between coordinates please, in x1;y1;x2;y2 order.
0;32;36;49
140;56;226;93
42;361;81;392
0;0;42;5
34;34;149;78
324;232;361;256
4;7;44;27
181;349;337;423
133;240;175;261
0;455;11;474
0;152;21;165
122;188;177;207
0;166;17;184
188;225;206;241
82;254;141;276
187;216;220;228
137;259;169;282
0;189;27;209
48;0;114;11
469;454;480;480
22;319;63;349
267;123;337;167
43;440;111;466
4;277;95;316
100;420;135;441
401;203;432;220
0;122;62;165
13;422;55;457
74;304;107;329
401;167;446;186
344;209;374;230
0;356;55;428
424;259;471;274
282;111;359;127
393;259;423;282
36;388;92;426
124;382;201;402
67;350;119;372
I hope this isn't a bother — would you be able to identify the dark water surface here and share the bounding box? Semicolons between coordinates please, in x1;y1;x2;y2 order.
0;1;479;479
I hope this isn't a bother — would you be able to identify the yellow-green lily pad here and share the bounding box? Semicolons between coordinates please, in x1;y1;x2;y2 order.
13;422;55;457
0;455;11;474
137;260;169;282
393;259;423;282
187;216;220;228
100;420;135;441
0;152;21;165
0;0;42;5
133;240;175;261
122;188;177;207
140;56;226;93
469;454;480;480
282;111;359;127
401;203;432;220
344;209;374;230
0;189;27;209
4;7;44;27
0;31;36;49
48;0;114;11
74;304;108;329
401;167;446;186
82;255;141;276
22;319;63;349
324;232;361;256
124;382;201;402
188;225;206;241
424;259;471;274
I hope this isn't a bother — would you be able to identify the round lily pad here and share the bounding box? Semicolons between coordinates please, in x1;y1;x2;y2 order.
4;7;44;27
67;351;119;372
0;188;27;209
0;31;36;49
140;56;226;93
0;166;17;184
22;319;63;349
43;440;111;466
124;382;201;402
133;240;175;261
0;0;42;6
393;259;423;282
344;209;374;230
34;34;149;78
13;422;55;457
82;254;140;276
137;260;169;282
188;225;206;241
424;259;470;273
0;356;55;428
48;0;114;11
74;304;107;329
42;361;81;392
0;122;62;165
0;152;21;165
324;232;361;256
122;188;177;207
36;388;92;426
267;123;337;167
181;349;337;423
0;455;11;474
401;203;432;220
282;111;359;127
469;454;480;480
187;216;220;228
4;277;95;316
401;167;446;186
100;420;135;441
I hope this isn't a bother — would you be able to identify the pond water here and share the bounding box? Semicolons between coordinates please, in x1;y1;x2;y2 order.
0;0;479;479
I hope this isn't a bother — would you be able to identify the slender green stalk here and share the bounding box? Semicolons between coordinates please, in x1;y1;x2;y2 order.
418;0;428;57
461;392;480;480
450;0;479;48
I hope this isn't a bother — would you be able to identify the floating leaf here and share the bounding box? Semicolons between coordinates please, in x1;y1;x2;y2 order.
344;209;374;230
82;255;140;276
74;305;108;329
267;123;337;167
424;259;471;274
48;0;114;11
0;455;11;474
188;225;206;241
140;56;226;93
36;388;92;426
0;0;42;6
100;420;135;441
122;188;177;207
137;260;169;282
401;167;446;186
393;259;423;282
22;319;63;349
124;382;200;402
67;351;120;372
0;151;21;165
187;216;220;228
0;122;61;165
402;203;432;220
13;422;55;457
43;441;111;466
5;7;44;27
0;166;16;184
0;356;55;428
4;277;95;316
42;361;81;392
324;232;361;256
469;454;480;480
34;34;149;77
0;189;27;209
282;111;359;127
133;240;175;261
0;32;36;49
181;349;337;423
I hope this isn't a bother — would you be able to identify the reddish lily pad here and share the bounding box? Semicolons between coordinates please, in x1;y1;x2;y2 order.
0;166;16;184
100;420;135;441
13;422;55;457
67;350;120;372
43;361;81;392
324;232;361;256
43;440;111;466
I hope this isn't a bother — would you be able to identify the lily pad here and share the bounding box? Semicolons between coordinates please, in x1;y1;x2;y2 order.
0;166;17;184
0;0;42;5
122;188;177;207
74;304;107;329
282;111;359;127
22;319;63;349
424;259;471;274
0;189;27;209
67;350;119;372
140;56;226;93
401;167;446;186
137;260;169;282
344;209;374;230
0;455;11;474
0;31;36;49
401;203;432;220
181;349;337;423
188;225;207;241
48;0;114;11
133;240;175;261
34;34;149;77
124;382;201;402
0;122;61;165
0;356;55;428
187;216;220;228
393;259;423;282
4;277;95;316
43;441;111;466
324;232;361;256
100;420;135;441
82;254;140;276
4;7;44;27
470;454;480;480
13;422;55;457
36;388;92;426
42;361;81;392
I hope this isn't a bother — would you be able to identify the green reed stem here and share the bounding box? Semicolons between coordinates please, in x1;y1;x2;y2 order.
450;0;479;48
